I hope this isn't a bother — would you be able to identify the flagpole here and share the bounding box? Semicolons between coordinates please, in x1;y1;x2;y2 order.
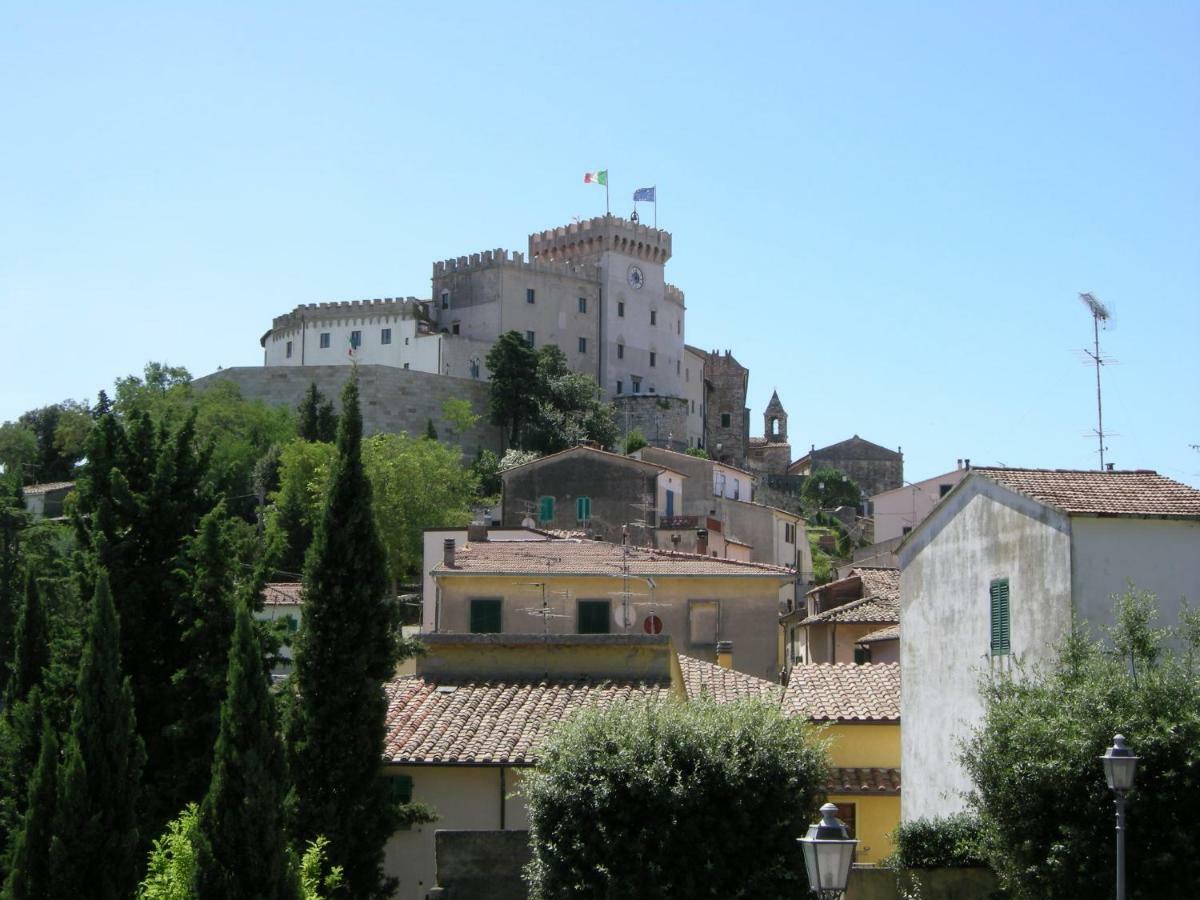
654;185;657;229
606;176;610;215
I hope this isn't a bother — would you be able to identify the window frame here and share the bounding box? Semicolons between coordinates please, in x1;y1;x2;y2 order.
649;351;657;368
577;599;611;635
538;495;555;523
469;598;503;634
576;496;592;522
578;296;588;314
578;336;587;354
350;330;362;349
285;340;293;358
990;578;1011;656
617;301;625;318
381;327;392;345
525;330;535;347
526;288;536;304
319;332;331;349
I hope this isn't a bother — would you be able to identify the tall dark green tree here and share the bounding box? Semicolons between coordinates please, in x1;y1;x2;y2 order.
286;375;399;899
192;599;294;899
485;331;540;448
298;384;337;444
167;504;237;810
0;476;27;699
1;721;56;900
50;572;146;900
5;573;48;709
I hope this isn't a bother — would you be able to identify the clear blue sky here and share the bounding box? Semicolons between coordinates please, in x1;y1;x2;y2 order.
2;2;1197;485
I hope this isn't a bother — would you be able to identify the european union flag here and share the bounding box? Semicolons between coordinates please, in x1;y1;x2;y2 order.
633;187;656;202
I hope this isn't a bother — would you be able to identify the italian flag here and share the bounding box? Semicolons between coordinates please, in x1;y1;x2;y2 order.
583;170;608;186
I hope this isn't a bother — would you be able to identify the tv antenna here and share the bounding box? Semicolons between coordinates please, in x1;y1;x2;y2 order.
519;580;571;635
1079;292;1116;471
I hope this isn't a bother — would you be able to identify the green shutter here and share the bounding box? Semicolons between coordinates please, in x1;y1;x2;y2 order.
576;496;591;521
990;579;1010;656
578;600;610;634
388;774;413;805
470;598;502;634
538;496;555;523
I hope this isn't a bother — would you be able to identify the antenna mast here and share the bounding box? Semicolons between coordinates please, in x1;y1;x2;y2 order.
1079;292;1112;471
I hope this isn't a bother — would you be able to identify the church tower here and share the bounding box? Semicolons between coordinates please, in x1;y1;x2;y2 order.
764;390;788;444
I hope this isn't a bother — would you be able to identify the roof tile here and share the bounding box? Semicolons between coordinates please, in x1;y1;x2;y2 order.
825;767;901;795
677;656;782;703
972;467;1200;518
781;663;900;722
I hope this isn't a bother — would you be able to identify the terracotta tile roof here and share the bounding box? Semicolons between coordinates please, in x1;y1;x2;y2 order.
434;540;796;578
499;444;688;479
856;624;900;644
806;567;898;602
825;767;901;795
782;664;900;722
263;583;302;606
799;595;899;626
21;481;75;495
972;467;1200;518
677;656;782;703
382;676;674;764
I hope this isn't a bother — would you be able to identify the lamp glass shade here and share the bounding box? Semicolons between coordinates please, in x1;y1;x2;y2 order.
1100;735;1139;792
799;804;857;894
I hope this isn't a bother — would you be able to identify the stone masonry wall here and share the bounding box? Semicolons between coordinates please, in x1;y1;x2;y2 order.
193;365;503;455
613;396;689;452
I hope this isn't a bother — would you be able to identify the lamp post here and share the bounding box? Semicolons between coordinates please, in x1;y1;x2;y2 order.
798;803;858;899
1100;734;1139;900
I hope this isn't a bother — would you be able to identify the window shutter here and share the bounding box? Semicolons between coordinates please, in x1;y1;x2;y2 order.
578;600;610;634
470;599;502;634
538;496;554;523
576;496;591;521
990;579;1010;655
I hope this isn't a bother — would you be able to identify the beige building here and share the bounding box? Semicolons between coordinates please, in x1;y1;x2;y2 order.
781;567;899;670
428;537;795;681
871;462;969;543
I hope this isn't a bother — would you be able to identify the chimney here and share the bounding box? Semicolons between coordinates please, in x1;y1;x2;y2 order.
443;538;456;568
716;640;733;669
467;522;488;543
964;458;971;470
696;529;709;557
957;458;962;470
1106;462;1115;472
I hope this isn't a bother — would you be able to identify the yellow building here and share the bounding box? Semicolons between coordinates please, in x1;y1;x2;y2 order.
782;662;901;864
430;537;796;681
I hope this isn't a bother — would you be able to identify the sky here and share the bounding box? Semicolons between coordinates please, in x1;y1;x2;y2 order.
2;2;1198;486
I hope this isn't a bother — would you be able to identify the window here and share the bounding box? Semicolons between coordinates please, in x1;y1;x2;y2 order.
720;412;731;428
577;599;610;634
618;301;625;317
733;478;740;500
381;328;392;345
617;343;624;359
902;525;913;536
403;362;410;369
939;483;953;497
677;319;681;335
526;288;536;304
676;359;681;375
405;337;409;345
350;330;362;349
525;330;535;347
688;599;720;645
990;578;1011;656
714;471;726;496
441;291;450;310
576;496;592;521
831;803;857;839
690;400;696;413
854;645;871;665
388;774;415;829
650;310;657;326
285;340;293;358
578;297;587;313
632;377;642;394
784;523;796;544
578;337;587;353
649;352;657;367
319;332;331;349
470;598;502;634
452;322;460;335
538;496;555;523
616;380;623;394
665;489;674;517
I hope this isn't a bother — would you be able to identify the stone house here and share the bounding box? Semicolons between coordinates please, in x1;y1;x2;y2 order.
21;481;74;519
499;445;686;545
899;467;1200;821
781;567;899;670
788;435;903;500
782;663;901;864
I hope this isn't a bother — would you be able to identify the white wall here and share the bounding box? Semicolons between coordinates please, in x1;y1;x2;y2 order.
683;347;706;449
899;479;1073;820
655;470;686;520
872;468;966;543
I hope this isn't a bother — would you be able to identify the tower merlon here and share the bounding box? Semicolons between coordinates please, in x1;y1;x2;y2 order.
432;247;601;281
527;213;672;264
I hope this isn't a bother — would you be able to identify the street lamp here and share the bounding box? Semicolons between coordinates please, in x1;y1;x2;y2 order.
798;803;857;899
1100;734;1139;900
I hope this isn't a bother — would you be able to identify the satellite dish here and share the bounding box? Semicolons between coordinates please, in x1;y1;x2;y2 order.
614;602;636;629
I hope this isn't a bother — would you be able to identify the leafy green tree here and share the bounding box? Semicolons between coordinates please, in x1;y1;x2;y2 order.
1;720;56;900
800;467;862;510
623;428;648;454
285;375;404;899
523;345;617;454
961;587;1200;899
470;448;501;498
524;698;829;899
440;397;480;442
191;600;293;899
485;331;540;448
265;440;337;578
50;571;147;900
0;428;36;482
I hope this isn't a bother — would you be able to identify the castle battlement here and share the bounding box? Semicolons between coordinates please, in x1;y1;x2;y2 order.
431;247;601;281
270;296;428;330
528;214;672;264
664;284;685;307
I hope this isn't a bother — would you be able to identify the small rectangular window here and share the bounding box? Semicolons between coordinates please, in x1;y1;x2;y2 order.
720;412;731;428
650;310;657;325
649;352;656;367
452;322;460;335
403;362;410;369
538;496;555;523
676;359;680;375
576;496;592;521
578;297;587;313
525;330;535;347
618;301;625;318
677;320;681;335
526;288;536;304
688;599;720;645
350;330;362;349
405;337;409;345
381;328;392;345
577;599;610;634
939;483;953;497
632;377;641;394
441;291;450;310
990;578;1011;656
388;774;415;828
617;343;624;359
578;337;587;353
319;332;331;349
470;598;502;634
691;400;695;413
616;380;623;394
285;341;293;358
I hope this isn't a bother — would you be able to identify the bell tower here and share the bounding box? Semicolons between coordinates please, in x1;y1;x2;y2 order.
764;390;788;444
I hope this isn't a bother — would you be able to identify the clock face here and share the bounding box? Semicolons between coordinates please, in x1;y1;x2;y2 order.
627;265;645;289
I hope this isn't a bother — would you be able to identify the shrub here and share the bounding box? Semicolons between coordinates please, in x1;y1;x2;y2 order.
623;428;648;454
684;447;710;458
891;813;987;869
524;698;828;899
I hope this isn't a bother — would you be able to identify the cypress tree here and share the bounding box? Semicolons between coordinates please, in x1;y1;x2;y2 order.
286;375;398;899
0;476;27;699
5;572;48;709
49;571;146;900
1;720;56;900
316;398;336;443
297;383;321;442
424;418;438;440
192;599;294;899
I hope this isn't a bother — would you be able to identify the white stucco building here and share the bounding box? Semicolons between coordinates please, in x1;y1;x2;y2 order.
898;467;1200;820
